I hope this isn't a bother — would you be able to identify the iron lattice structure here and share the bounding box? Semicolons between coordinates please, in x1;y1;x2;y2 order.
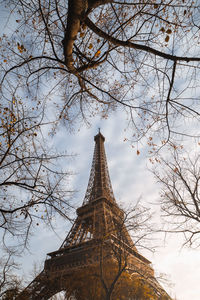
83;132;115;205
18;132;172;300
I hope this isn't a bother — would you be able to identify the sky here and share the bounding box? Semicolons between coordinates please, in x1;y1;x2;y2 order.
16;112;200;300
0;3;200;300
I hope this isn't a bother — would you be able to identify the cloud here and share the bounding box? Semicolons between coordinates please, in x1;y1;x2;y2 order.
9;110;200;300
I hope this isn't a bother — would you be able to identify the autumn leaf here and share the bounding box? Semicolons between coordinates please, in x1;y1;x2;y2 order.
81;24;87;31
88;43;93;49
137;150;140;155
95;50;101;57
165;35;170;42
166;29;172;34
17;43;26;53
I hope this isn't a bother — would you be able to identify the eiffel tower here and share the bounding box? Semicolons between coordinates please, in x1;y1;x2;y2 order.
19;132;171;300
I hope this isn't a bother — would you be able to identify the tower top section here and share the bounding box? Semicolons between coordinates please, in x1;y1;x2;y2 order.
83;132;115;205
94;130;105;142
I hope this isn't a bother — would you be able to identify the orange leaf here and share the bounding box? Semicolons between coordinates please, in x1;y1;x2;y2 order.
137;150;140;155
165;35;170;42
95;50;101;57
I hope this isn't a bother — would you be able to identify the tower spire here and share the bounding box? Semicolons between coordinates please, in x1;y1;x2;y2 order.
83;131;115;205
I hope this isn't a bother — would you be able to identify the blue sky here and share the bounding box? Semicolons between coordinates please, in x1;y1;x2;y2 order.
0;3;200;300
